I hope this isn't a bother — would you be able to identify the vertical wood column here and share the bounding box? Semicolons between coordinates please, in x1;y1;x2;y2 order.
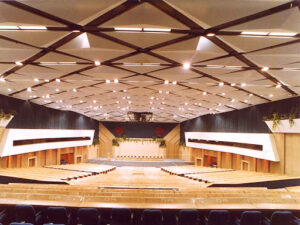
57;148;61;165
217;151;222;168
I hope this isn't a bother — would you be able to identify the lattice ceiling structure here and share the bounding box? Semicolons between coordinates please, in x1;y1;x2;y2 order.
0;0;299;122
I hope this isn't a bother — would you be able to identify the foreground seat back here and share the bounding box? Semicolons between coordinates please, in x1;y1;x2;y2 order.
15;205;36;224
208;210;229;225
111;208;131;225
11;223;33;225
77;208;99;225
239;211;262;225
47;207;68;225
178;209;198;225
142;210;162;225
270;211;293;225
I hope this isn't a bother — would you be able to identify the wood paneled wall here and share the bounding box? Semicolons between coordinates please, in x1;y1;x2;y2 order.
0;145;91;169
164;125;180;159
99;123;114;158
189;148;270;173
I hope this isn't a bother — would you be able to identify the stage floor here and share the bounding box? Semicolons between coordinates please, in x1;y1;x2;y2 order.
88;158;193;167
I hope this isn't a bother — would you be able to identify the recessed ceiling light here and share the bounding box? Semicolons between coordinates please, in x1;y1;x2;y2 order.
113;90;116;93
56;79;61;83
128;101;132;104
34;78;39;82
164;80;169;84
7;88;11;91
276;84;282;88
185;102;188;105
94;61;101;66
123;89;127;92
44;79;49;82
114;78;119;83
269;94;273;97
15;61;23;66
206;33;215;36
172;81;177;85
244;100;248;103
114;27;142;31
150;102;153;104
241;31;268;36
183;62;191;70
221;92;226;96
218;103;222;106
143;28;171;32
269;32;297;36
219;82;224;87
241;83;246;87
262;67;269;71
0;77;5;82
46;94;50;98
231;83;236;86
203;92;207;95
249;93;253;97
73;89;77;92
93;100;97;103
173;115;177;118
80;100;83;103
27;87;32;92
159;90;162;94
106;80;110;83
166;91;169;94
150;96;154;100
55;89;59;92
231;99;235;102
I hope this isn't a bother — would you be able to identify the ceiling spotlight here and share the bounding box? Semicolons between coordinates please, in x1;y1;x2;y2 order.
249;93;253;97
80;100;83;103
94;61;101;66
203;92;207;95
27;87;32;92
7;88;11;92
218;103;222;106
73;88;77;92
221;92;226;96
34;78;39;82
55;89;59;92
172;81;177;85
164;80;169;84
219;82;224;87
15;61;23;66
114;78;119;83
56;79;61;83
106;80;110;83
185;102;188;105
123;89;127;92
231;83;236;86
0;77;5;82
276;84;281;88
44;79;49;82
269;94;273;98
159;90;162;94
113;90;116;93
150;96;154;100
231;99;235;102
262;67;269;71
244;100;248;103
93;100;97;103
183;62;191;70
241;83;246;87
166;91;169;94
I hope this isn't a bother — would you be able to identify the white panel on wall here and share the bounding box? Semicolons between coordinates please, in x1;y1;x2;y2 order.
0;129;94;157
185;132;279;161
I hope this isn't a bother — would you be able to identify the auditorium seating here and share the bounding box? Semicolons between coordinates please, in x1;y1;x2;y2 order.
15;205;42;225
2;206;300;225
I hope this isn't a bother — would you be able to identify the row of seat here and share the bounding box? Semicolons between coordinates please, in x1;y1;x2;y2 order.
1;205;300;225
60;167;116;181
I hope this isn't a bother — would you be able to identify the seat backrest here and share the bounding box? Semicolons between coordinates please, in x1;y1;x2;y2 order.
10;223;33;225
240;211;262;225
178;209;198;225
47;207;68;225
15;205;36;224
208;210;229;225
111;208;131;225
77;208;99;225
142;210;162;225
270;211;293;225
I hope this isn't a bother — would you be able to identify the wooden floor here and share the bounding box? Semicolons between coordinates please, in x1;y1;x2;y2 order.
0;165;300;210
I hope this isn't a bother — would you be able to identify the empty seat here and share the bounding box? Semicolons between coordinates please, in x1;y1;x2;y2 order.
235;211;262;225
77;208;99;225
263;211;293;225
178;210;198;225
111;208;131;225
207;210;229;225
47;207;69;225
15;205;42;225
142;210;162;225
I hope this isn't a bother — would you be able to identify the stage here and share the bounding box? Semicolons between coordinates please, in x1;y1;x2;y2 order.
88;158;193;167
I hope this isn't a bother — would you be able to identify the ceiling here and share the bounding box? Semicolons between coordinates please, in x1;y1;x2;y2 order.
0;0;299;123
